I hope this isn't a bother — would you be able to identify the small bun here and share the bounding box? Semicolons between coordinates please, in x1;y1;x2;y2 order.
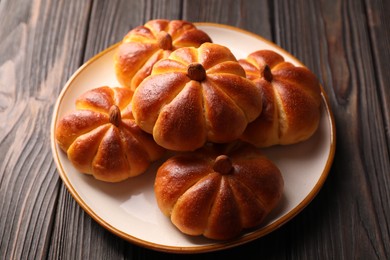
115;19;212;91
239;50;322;147
154;142;284;240
55;86;165;182
132;43;262;151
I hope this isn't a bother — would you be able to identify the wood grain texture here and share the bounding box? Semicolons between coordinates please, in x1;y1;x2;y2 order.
365;0;390;150
0;0;389;259
0;0;92;259
183;0;272;40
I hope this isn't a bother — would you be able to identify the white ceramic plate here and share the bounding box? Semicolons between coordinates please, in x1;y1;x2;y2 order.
51;23;336;253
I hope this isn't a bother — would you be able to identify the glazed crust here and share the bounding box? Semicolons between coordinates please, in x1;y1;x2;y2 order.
55;86;165;182
115;19;212;90
132;43;262;151
154;143;284;240
239;50;322;147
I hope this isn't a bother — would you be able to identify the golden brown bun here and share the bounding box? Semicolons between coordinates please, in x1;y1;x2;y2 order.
55;86;165;182
154;142;284;240
115;19;212;91
132;42;262;151
238;50;322;147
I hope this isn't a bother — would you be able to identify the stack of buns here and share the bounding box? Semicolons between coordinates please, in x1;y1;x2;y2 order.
55;19;322;240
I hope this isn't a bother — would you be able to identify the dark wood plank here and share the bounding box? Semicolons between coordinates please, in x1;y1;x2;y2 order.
364;2;390;257
0;0;92;259
183;0;272;40
365;0;390;149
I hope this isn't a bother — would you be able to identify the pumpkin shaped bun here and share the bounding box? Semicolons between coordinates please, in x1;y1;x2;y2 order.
115;19;212;91
55;86;165;182
238;50;322;147
132;42;263;151
154;142;284;240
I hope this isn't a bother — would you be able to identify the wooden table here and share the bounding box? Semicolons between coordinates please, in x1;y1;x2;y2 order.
1;0;389;259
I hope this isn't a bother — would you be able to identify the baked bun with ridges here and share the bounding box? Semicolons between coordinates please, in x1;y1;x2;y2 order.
132;42;262;151
55;86;166;182
154;142;284;240
115;19;212;91
238;50;322;147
